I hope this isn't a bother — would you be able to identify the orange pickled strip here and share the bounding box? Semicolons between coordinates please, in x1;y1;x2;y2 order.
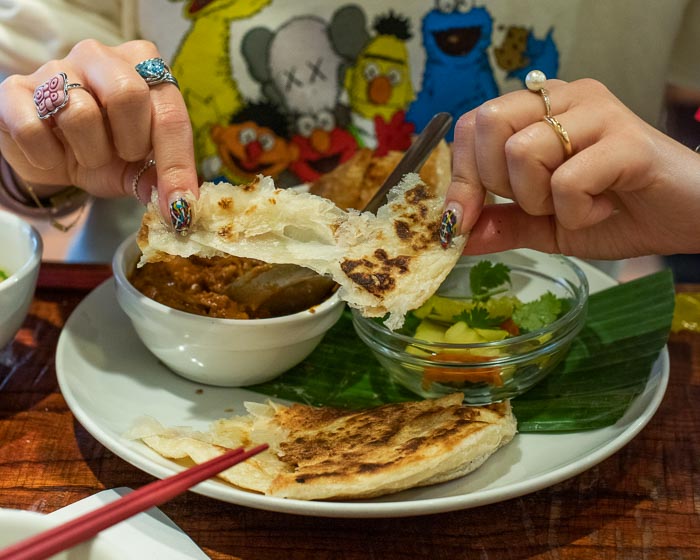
499;318;520;336
422;352;504;387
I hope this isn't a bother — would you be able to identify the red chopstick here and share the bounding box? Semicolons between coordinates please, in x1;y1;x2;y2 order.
0;443;268;560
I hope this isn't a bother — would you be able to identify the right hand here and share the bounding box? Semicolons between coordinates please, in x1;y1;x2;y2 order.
443;78;700;260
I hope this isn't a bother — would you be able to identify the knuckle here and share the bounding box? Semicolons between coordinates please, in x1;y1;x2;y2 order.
474;99;505;130
60;98;101;129
153;101;192;132
107;75;151;110
131;40;159;55
474;99;503;132
453;112;476;140
9;115;45;147
550;166;578;194
504;132;533;162
69;38;107;59
0;74;22;94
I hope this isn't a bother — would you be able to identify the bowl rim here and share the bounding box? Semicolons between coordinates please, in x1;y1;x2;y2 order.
0;209;42;291
112;233;344;325
352;250;589;350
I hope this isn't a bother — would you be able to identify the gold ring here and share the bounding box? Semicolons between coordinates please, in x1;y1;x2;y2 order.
543;116;573;159
525;69;551;117
132;159;156;200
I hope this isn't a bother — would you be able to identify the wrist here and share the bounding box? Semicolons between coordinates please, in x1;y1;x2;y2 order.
0;154;90;231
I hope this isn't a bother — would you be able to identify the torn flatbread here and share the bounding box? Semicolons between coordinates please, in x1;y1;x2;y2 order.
137;173;466;330
126;394;516;501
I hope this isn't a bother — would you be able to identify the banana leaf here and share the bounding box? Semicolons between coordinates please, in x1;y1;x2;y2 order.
250;269;674;432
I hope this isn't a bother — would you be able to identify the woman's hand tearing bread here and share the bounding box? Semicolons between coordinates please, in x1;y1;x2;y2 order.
137;173;466;330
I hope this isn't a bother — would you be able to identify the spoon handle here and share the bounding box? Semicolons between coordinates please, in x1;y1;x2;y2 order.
362;112;453;214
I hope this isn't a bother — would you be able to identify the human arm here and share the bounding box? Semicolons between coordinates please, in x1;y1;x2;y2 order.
442;78;700;260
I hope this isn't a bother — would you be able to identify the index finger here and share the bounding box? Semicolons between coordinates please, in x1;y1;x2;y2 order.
440;110;486;249
120;44;198;231
148;82;199;231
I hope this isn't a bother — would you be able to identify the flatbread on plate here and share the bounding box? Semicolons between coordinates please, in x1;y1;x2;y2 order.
126;394;516;500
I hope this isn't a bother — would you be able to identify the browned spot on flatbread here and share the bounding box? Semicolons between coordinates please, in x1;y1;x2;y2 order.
340;249;410;297
218;224;233;239
241;177;260;192
218;197;233;210
394;220;412;240
405;184;433;204
274;398;510;485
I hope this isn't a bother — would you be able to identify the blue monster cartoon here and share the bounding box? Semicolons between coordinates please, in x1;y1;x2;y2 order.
407;2;559;141
406;3;498;141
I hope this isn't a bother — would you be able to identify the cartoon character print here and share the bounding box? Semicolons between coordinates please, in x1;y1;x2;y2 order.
406;1;498;141
169;0;272;178
289;108;358;183
242;16;345;116
211;102;299;183
494;25;559;83
337;9;415;154
242;11;361;183
407;0;559;141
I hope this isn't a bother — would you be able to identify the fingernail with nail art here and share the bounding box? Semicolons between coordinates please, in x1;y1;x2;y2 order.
169;195;192;234
439;203;462;249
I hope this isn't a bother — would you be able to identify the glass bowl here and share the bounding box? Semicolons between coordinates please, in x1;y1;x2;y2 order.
351;249;589;404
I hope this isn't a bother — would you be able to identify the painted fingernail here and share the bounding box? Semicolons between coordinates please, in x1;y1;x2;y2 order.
439;203;462;249
169;194;192;235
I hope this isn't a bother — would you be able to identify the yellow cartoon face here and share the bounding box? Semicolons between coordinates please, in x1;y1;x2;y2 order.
175;0;270;20
344;35;414;120
211;120;298;180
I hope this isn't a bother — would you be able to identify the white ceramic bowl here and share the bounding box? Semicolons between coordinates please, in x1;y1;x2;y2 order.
0;509;122;559
0;210;42;349
112;234;345;387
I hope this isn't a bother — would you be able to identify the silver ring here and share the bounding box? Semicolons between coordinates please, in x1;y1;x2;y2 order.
34;72;88;120
135;58;179;89
132;159;156;200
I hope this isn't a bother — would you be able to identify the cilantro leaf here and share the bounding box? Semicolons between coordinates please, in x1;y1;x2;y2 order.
512;292;565;332
470;261;511;302
454;306;506;329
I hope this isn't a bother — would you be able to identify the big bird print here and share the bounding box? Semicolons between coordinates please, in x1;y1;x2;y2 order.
170;0;271;176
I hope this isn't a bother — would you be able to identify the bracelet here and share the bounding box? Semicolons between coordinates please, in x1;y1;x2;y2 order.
0;155;89;232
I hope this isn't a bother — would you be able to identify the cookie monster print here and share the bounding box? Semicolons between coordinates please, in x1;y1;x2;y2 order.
406;2;498;141
494;25;559;84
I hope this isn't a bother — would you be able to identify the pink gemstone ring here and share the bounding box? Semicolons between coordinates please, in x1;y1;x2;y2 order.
33;73;86;120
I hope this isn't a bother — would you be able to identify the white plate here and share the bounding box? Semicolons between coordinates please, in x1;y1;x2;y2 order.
56;258;668;518
0;489;208;559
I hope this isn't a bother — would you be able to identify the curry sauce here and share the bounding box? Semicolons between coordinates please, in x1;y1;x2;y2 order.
130;255;270;319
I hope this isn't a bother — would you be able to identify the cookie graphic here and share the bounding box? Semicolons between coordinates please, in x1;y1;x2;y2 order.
494;26;530;71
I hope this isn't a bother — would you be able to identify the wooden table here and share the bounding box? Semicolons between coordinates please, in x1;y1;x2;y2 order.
1;262;699;560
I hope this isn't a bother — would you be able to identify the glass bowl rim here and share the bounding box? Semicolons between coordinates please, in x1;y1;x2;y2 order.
351;252;589;351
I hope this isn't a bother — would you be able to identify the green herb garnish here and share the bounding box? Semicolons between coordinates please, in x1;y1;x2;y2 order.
454;306;506;329
512;292;566;332
0;269;7;281
469;261;510;302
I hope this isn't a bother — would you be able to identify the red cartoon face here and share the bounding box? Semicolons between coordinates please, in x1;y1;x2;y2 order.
211;121;298;181
289;110;358;182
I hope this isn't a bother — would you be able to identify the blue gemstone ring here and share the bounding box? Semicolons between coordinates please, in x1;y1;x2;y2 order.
135;57;179;89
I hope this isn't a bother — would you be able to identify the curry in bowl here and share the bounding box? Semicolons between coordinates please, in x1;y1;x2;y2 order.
130;255;337;319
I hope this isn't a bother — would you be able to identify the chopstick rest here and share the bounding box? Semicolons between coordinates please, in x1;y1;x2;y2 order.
0;443;268;560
